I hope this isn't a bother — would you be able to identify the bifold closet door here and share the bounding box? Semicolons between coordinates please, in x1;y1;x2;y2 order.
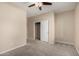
41;20;48;42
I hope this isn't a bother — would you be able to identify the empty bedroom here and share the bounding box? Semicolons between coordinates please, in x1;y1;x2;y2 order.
0;2;79;56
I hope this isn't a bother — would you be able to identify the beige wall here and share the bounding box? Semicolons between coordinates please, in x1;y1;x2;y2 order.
0;3;27;53
27;12;55;44
75;3;79;53
55;10;75;45
27;17;34;40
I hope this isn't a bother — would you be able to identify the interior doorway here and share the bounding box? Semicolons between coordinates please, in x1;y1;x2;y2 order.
35;22;41;40
34;20;48;42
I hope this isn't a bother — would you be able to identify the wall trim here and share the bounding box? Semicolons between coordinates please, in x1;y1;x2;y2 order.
75;47;79;55
55;41;74;46
27;37;34;40
0;43;26;54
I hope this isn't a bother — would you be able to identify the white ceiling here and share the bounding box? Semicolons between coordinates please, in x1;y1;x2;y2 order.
11;2;77;18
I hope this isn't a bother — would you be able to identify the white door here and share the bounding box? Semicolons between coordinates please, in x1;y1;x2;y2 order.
41;20;48;42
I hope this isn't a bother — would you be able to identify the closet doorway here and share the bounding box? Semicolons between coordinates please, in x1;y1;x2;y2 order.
35;22;41;40
34;20;48;42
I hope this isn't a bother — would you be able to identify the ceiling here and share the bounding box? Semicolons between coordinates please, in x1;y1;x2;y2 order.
11;2;77;18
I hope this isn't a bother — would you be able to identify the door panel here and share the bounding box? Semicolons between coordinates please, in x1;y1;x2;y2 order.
41;20;48;42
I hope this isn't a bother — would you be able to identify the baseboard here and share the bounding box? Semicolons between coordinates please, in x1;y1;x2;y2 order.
75;47;79;54
55;41;74;46
0;43;26;54
27;37;34;40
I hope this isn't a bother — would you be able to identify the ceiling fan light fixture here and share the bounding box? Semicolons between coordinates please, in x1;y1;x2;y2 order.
28;2;52;11
38;2;42;7
35;2;42;7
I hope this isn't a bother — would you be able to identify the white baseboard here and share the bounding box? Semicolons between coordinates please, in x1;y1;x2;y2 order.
75;47;79;54
27;37;34;40
0;43;26;54
55;41;74;46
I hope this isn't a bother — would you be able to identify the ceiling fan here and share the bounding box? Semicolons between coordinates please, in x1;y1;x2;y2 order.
28;2;52;10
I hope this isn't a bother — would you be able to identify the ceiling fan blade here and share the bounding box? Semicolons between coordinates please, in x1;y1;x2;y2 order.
39;7;42;10
42;2;52;5
28;4;35;7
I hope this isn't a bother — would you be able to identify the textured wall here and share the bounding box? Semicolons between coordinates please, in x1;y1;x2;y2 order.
55;10;75;45
0;3;27;53
27;12;55;44
75;3;79;54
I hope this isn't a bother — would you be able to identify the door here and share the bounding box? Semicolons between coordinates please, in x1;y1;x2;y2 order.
41;20;48;42
35;22;40;40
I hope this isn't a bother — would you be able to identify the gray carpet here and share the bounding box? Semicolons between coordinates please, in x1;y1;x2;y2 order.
0;39;78;56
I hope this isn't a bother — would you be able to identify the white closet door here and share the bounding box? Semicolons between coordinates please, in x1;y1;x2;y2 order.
41;20;48;42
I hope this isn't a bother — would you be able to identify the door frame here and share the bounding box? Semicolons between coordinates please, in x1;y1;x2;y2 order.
33;20;49;42
33;20;41;40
